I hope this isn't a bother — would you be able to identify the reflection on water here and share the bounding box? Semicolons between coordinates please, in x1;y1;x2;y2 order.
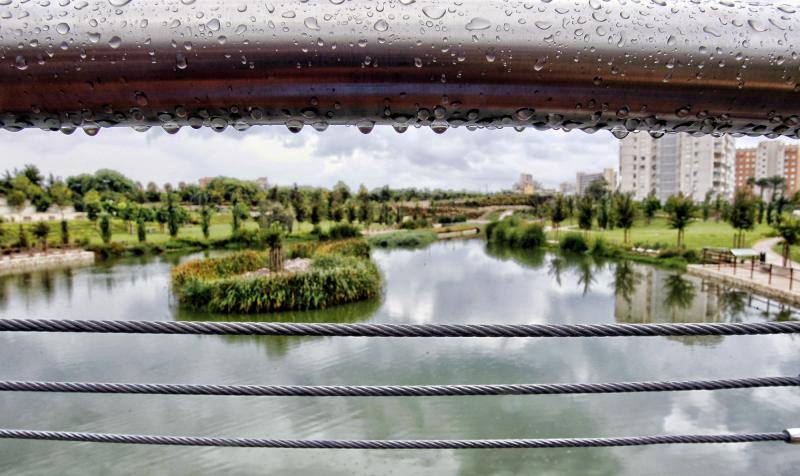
0;241;798;475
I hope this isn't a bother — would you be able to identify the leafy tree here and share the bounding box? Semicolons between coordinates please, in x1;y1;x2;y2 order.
614;193;636;245
643;194;660;224
774;218;800;267
727;190;756;248
549;195;567;237
48;181;72;217
576;195;594;235
136;215;147;243
31;222;50;252
21;164;43;187
596;197;612;230
6;190;26;214
83;190;102;222
60;220;69;246
565;195;576;223
701;191;713;221
585;178;609;202
17;224;29;250
262;223;285;271
665;193;695;247
164;194;186;238
99;214;112;244
289;185;309;223
200;204;212;240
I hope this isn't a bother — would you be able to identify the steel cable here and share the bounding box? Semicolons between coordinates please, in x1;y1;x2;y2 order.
0;429;789;449
0;376;798;397
2;319;800;338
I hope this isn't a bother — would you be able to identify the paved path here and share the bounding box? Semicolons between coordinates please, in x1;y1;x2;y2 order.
752;237;799;267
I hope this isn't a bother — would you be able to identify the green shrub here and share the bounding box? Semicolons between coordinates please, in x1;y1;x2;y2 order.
518;224;546;248
657;247;699;263
486;217;545;249
325;223;362;240
288;242;317;259
438;215;467;224
399;218;430;230
366;230;437;249
315;239;371;258
171;249;381;313
560;233;589;254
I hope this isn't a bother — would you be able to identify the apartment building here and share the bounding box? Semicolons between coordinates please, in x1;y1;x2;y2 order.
735;142;800;196
618;132;735;202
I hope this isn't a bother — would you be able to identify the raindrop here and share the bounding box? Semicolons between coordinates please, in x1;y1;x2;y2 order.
374;19;389;32
108;36;122;49
175;53;188;70
304;17;320;31
286;120;304;133
56;23;70;35
209;117;228;132
82;124;100;136
357;120;375;134
108;0;133;6
14;56;28;70
465;17;491;31
414;57;423;67
747;19;768;32
534;21;552;30
514;108;535;121
611;128;629;139
134;91;148;106
207;18;221;32
393;124;408;133
422;6;446;20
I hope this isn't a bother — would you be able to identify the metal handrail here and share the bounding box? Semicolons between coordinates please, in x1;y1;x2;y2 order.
0;0;798;137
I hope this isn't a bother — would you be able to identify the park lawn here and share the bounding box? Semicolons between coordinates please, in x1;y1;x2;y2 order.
550;217;773;251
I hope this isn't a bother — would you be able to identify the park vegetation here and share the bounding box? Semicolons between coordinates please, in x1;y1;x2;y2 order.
171;238;381;313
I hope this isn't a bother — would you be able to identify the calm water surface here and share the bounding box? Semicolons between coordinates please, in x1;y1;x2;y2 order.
0;240;798;475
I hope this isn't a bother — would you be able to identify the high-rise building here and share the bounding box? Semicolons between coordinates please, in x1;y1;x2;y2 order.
618;132;735;202
576;168;616;195
513;173;539;195
735;141;800;196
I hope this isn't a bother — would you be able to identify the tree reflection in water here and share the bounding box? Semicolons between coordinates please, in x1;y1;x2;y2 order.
663;274;696;311
613;261;640;304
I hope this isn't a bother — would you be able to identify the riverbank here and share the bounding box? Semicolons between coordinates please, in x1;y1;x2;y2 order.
0;249;94;274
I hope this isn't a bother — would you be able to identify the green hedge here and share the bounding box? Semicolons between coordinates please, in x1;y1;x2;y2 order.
171;244;381;313
486;217;546;248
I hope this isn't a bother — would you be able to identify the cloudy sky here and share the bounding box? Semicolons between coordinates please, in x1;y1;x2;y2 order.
0;126;789;192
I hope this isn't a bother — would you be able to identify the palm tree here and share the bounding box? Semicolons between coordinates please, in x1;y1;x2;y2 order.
665;193;695;247
576;195;594;236
614;193;636;245
774;218;800;267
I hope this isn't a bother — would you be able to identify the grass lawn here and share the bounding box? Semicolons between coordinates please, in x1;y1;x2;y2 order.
548;217;774;251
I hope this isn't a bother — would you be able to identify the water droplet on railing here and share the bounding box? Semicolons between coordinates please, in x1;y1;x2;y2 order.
422;6;446;20
374;19;389;32
465;17;491;31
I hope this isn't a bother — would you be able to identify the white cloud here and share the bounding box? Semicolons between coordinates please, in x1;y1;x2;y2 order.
1;125;619;191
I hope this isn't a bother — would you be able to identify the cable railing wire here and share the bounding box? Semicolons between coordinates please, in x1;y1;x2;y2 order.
1;376;798;397
0;429;791;449
2;319;800;338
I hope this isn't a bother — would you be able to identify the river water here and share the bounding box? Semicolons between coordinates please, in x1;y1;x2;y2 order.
0;240;797;475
